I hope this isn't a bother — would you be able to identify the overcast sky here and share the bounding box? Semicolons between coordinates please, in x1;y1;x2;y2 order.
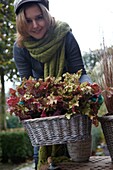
49;0;113;53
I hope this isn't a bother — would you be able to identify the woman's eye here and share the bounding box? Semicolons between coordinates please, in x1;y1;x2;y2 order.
36;15;44;20
26;15;44;24
26;19;32;23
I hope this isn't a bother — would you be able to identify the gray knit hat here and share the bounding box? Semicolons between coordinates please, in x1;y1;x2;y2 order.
14;0;49;14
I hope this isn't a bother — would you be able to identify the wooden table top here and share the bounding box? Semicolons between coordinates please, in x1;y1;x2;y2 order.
40;156;113;170
56;156;113;170
17;156;113;170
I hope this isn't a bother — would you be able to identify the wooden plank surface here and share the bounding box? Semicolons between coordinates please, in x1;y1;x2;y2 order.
58;156;113;170
40;156;113;170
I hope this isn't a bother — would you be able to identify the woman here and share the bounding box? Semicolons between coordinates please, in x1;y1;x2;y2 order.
13;0;92;169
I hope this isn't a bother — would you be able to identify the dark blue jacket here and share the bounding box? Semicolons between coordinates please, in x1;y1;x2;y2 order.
13;31;92;83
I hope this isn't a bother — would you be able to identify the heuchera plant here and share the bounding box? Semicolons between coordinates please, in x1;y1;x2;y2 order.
7;70;103;126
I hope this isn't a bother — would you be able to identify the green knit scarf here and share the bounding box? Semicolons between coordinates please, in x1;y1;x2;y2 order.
24;21;71;79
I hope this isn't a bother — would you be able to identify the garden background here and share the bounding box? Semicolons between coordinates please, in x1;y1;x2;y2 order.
0;0;113;169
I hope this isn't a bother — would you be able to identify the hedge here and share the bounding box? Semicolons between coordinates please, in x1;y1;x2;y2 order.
0;129;33;163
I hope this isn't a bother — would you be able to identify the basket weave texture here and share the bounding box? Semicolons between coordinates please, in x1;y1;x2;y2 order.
67;137;92;162
22;114;91;146
99;115;113;160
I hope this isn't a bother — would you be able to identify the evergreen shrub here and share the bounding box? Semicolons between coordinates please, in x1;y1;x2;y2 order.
0;130;33;163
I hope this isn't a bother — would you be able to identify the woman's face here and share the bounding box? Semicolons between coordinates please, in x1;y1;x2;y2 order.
24;5;48;39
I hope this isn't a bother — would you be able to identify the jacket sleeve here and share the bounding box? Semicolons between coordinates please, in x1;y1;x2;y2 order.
13;42;33;79
65;32;92;83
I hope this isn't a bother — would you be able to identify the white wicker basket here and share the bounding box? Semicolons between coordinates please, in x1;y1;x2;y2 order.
22;114;91;146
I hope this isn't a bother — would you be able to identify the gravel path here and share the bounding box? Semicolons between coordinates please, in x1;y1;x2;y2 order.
0;161;35;170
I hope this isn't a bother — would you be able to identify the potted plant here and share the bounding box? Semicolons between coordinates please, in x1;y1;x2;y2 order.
97;52;113;161
7;70;103;162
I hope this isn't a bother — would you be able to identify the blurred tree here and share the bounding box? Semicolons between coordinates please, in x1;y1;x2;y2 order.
82;49;102;71
6;115;22;129
0;0;19;130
